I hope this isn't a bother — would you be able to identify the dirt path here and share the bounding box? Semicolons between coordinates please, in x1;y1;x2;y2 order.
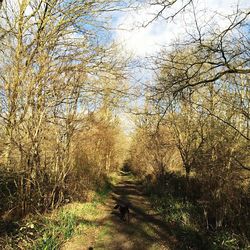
62;174;176;250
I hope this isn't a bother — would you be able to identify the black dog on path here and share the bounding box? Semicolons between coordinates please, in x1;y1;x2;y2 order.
113;203;130;222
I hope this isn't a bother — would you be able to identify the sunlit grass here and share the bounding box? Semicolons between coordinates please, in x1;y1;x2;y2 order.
33;210;77;250
25;173;125;249
31;178;115;250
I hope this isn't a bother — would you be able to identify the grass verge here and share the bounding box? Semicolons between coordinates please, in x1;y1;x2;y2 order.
147;189;249;250
0;173;120;250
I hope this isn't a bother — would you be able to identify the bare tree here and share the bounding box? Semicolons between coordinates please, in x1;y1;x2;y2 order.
0;0;129;215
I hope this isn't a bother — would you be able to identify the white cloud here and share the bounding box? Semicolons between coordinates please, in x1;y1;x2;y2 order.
114;0;250;57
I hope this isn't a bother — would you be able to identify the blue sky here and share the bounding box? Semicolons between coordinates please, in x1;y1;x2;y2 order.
112;0;250;57
107;0;250;132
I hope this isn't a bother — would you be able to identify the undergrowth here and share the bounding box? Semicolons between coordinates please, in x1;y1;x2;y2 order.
0;173;120;250
147;183;249;250
33;210;78;250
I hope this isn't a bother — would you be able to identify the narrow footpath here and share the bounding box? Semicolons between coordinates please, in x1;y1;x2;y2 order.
62;173;176;250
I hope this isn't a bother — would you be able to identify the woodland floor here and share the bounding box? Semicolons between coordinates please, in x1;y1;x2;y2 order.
61;173;176;250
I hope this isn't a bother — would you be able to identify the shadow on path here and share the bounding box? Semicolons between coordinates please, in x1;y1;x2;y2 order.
94;175;176;250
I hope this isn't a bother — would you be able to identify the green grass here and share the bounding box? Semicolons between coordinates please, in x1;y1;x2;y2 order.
148;190;249;250
211;231;243;250
150;193;198;226
149;192;208;249
94;183;112;204
0;173;123;249
31;178;114;250
33;209;78;249
32;203;103;249
96;224;110;241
